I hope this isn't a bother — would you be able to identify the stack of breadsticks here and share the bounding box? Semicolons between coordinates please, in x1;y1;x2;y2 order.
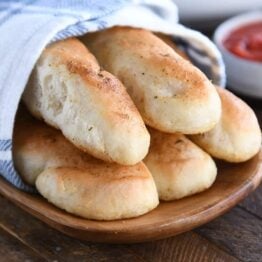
13;27;261;220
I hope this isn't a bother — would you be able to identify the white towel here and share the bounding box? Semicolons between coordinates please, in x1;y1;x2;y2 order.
0;0;225;192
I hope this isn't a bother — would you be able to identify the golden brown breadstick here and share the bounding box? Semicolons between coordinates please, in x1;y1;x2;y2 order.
144;128;217;200
82;27;221;134
13;109;159;220
190;87;261;162
23;38;150;165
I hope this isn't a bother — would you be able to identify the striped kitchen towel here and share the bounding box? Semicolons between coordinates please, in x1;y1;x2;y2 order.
0;0;225;192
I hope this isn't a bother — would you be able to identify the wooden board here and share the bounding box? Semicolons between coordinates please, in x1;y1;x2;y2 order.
0;150;261;244
0;195;240;262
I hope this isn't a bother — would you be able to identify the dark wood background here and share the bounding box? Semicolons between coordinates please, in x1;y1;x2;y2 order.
0;93;261;262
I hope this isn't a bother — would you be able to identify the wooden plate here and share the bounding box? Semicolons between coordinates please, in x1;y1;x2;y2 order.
0;150;261;244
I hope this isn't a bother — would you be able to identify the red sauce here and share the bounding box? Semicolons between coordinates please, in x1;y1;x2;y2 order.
223;21;262;62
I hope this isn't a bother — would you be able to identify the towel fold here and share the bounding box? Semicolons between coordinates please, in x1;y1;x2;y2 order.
0;0;225;192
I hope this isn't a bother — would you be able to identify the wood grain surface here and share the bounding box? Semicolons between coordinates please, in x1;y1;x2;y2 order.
0;194;243;262
0;148;261;244
1;186;262;261
196;207;262;262
0;227;45;262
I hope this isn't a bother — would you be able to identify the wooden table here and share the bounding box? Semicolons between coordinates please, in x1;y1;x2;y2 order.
1;94;262;262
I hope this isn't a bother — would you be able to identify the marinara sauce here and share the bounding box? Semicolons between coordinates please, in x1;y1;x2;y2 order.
223;21;262;62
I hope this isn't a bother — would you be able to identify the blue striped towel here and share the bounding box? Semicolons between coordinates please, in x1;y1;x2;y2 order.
0;0;226;192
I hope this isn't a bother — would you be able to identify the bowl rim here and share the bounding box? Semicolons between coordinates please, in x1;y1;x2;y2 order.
213;11;262;65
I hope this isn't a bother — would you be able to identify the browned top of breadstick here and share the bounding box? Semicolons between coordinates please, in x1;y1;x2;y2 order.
23;37;150;165
83;27;221;134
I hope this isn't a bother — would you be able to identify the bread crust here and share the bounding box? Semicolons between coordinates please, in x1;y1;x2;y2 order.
13;109;159;220
23;38;150;165
82;27;221;134
190;87;262;162
144;128;217;200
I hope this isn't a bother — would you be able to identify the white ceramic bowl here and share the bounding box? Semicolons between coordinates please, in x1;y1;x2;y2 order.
214;12;262;98
175;0;262;22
